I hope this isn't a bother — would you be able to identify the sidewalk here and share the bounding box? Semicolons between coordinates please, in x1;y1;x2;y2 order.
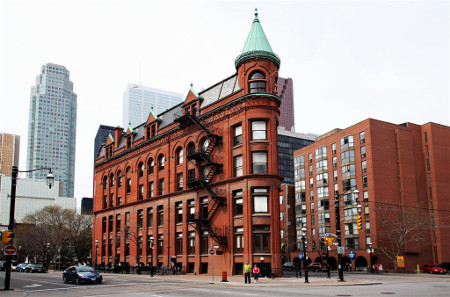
85;271;382;287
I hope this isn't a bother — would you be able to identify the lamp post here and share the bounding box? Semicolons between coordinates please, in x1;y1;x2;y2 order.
334;188;359;282
149;238;154;277
95;239;99;269
45;243;50;270
3;166;53;291
301;228;309;283
368;243;374;273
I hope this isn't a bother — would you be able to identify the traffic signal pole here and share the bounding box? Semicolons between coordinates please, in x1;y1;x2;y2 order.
3;166;18;290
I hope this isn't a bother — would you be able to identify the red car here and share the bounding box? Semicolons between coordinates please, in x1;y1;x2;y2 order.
421;264;447;274
306;262;327;272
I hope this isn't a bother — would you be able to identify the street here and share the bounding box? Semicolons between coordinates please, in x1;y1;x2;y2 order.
0;271;449;297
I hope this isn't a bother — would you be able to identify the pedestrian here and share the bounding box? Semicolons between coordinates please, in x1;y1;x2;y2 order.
253;264;260;284
243;262;252;284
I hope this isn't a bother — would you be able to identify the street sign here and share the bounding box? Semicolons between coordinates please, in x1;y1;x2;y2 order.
349;251;356;259
337;246;345;254
4;245;17;256
208;249;216;256
213;245;220;249
299;253;304;260
397;256;405;268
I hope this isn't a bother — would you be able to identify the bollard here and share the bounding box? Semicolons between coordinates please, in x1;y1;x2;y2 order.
221;271;228;282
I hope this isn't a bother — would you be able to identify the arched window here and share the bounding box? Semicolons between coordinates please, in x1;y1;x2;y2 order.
187;142;196;156
117;170;122;188
138;162;144;178
109;173;114;187
103;176;108;190
248;71;266;93
126;167;132;194
158;154;165;171
176;147;183;165
201;138;210;153
147;158;154;175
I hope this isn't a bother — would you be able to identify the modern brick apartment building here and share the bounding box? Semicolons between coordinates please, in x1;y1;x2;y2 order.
293;118;450;272
93;11;285;276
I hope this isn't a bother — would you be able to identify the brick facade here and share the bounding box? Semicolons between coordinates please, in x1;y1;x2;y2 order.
292;119;450;272
93;14;285;276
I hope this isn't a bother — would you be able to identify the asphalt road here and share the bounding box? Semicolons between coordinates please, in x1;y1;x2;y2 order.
0;270;449;297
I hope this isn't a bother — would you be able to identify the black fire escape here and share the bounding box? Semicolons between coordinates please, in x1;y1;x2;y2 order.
174;112;227;249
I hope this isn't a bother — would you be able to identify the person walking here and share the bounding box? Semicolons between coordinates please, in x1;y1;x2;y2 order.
243;262;252;284
253;264;260;284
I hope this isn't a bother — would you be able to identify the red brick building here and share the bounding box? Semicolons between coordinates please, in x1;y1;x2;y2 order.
293;119;450;272
94;11;285;276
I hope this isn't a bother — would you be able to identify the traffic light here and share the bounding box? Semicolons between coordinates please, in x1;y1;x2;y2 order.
320;237;327;246
327;237;334;246
357;215;363;231
1;231;13;244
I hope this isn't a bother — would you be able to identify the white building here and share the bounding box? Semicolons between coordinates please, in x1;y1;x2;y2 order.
0;175;76;227
122;84;183;129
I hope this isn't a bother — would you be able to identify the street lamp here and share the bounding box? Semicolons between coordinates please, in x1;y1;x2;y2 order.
95;239;99;268
45;243;50;270
301;228;309;283
368;243;374;273
334;188;359;282
3;166;53;291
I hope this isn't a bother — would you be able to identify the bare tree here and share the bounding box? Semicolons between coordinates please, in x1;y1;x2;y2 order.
375;204;429;272
15;206;92;267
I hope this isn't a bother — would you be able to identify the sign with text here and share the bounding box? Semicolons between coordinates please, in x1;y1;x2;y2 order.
397;256;405;268
4;245;17;256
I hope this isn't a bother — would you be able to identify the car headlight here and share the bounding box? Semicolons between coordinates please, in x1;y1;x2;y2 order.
78;274;85;278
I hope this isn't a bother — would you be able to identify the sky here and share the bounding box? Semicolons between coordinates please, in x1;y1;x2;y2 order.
1;0;448;206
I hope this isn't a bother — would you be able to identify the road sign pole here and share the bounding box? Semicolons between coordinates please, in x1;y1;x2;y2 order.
3;166;18;290
210;248;214;282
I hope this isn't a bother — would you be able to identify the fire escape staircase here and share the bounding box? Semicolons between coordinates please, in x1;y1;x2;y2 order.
174;112;227;249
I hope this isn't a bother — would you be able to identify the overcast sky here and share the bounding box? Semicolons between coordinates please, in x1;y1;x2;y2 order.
1;0;448;206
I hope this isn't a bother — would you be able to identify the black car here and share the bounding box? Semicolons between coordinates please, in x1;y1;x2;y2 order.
26;263;46;273
282;262;297;271
63;266;102;284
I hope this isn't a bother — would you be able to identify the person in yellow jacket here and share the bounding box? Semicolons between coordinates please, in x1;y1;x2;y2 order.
243;262;252;284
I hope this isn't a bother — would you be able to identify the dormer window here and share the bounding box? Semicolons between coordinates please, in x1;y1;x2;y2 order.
126;136;132;148
248;71;266;93
151;125;156;137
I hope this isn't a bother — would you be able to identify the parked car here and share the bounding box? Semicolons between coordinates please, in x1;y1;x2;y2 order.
11;260;18;271
25;263;47;273
63;265;102;284
282;262;297;271
421;264;447;274
0;261;7;271
15;263;28;272
306;262;327;272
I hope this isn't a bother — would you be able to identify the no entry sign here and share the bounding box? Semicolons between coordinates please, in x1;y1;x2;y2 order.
4;245;17;255
208;249;216;256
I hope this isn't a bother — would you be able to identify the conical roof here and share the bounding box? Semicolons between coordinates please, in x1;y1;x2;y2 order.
235;9;280;69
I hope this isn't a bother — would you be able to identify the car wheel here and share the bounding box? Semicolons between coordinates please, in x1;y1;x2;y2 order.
429;270;433;274
97;280;102;284
63;276;68;284
75;278;81;285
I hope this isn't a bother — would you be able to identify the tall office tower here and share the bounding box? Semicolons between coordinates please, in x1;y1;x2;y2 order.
277;77;294;131
0;133;20;176
27;63;77;198
122;84;183;129
94;125;115;164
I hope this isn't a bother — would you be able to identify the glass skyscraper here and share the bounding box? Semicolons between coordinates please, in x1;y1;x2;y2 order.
27;63;77;198
122;84;183;128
